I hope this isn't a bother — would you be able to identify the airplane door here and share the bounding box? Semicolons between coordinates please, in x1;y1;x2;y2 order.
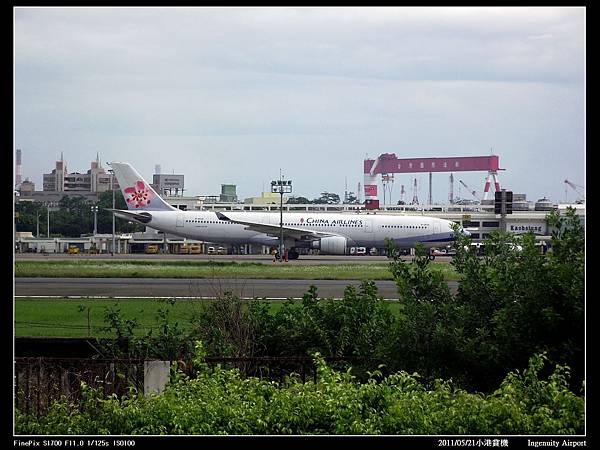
176;214;184;228
433;222;440;234
364;219;373;233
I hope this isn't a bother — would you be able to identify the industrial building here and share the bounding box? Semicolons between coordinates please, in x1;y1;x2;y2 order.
17;154;118;205
42;153;116;193
152;173;185;197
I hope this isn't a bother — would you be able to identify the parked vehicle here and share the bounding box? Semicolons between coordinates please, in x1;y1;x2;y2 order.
349;246;367;256
189;244;202;254
145;244;160;254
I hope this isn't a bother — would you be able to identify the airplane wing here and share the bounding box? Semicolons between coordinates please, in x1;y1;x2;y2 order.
215;211;340;241
106;208;152;224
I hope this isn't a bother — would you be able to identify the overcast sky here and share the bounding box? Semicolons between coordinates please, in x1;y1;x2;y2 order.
14;6;585;204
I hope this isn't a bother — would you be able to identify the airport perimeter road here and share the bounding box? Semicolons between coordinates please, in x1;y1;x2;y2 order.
15;253;453;265
15;278;459;299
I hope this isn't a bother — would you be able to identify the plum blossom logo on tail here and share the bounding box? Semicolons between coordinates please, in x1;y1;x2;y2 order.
124;180;153;208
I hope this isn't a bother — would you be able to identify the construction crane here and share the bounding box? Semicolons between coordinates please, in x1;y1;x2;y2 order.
459;180;481;201
564;179;585;203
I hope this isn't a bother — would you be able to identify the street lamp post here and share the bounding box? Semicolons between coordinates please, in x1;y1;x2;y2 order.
271;173;292;262
91;205;98;235
109;169;116;255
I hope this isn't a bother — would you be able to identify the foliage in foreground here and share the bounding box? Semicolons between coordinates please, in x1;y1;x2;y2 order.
385;207;585;392
78;208;584;393
15;351;583;435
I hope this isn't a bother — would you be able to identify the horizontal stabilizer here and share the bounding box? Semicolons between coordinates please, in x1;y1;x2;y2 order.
106;208;153;224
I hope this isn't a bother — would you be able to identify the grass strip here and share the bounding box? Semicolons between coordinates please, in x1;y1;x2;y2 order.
15;260;459;281
14;297;404;338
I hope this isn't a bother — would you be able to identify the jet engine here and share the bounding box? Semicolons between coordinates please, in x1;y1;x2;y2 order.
312;236;349;255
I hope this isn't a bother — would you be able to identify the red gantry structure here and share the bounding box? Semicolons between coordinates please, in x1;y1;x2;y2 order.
363;153;503;209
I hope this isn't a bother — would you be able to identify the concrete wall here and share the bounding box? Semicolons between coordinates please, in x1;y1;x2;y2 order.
144;360;171;395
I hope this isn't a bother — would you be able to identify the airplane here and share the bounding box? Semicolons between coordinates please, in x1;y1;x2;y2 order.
108;162;469;259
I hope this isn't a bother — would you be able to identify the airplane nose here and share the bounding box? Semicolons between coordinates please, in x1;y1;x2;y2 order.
462;228;471;237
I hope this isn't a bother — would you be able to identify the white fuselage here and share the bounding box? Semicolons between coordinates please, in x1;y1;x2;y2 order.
131;210;457;251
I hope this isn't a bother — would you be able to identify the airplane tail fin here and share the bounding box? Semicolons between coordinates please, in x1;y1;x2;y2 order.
108;162;176;211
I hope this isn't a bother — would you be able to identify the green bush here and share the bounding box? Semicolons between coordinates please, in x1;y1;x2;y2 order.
15;352;583;435
384;208;584;392
79;207;584;395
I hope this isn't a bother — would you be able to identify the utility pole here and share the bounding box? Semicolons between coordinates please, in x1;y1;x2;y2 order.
109;169;116;255
278;170;284;261
47;204;50;238
428;172;432;205
344;177;348;204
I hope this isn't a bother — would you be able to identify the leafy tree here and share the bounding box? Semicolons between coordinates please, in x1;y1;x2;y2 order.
313;192;340;204
15;191;144;237
346;192;359;204
386;240;468;386
263;282;395;378
94;299;190;360
45;196;94;237
286;196;312;204
385;210;585;393
192;292;257;359
15;201;46;235
96;190;145;234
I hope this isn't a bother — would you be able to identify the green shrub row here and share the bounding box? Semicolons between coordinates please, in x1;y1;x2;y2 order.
15;351;584;435
93;209;584;394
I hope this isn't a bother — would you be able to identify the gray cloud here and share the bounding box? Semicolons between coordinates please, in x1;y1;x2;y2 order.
15;6;585;203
